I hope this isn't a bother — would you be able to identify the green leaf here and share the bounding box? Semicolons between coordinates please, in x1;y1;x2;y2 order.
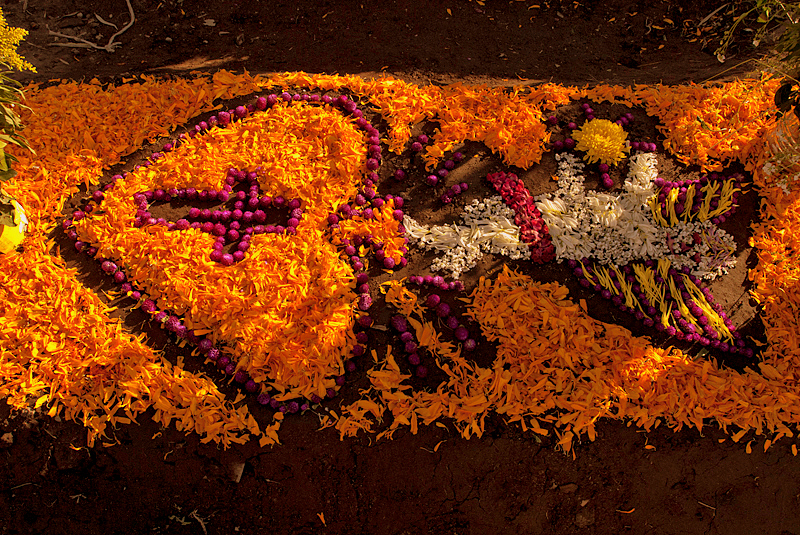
0;195;16;227
0;168;17;182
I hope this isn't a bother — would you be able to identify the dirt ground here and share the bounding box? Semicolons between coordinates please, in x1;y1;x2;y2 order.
3;0;799;534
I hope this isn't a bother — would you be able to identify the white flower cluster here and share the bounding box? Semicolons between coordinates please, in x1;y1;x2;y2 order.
535;152;738;280
762;160;800;196
403;196;530;279
664;220;738;279
536;152;668;265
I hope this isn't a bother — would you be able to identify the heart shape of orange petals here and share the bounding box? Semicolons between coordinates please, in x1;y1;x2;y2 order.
77;101;367;401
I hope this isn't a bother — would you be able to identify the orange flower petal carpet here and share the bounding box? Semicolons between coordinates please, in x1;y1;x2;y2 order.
1;71;797;456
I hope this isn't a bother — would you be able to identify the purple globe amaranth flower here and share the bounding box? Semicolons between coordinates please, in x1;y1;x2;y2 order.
164;315;181;332
446;315;460;330
174;324;188;339
390;314;409;333
198;338;213;354
358;294;373;311
454;326;469;341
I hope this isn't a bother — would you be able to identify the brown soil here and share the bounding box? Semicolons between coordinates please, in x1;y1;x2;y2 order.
3;1;796;535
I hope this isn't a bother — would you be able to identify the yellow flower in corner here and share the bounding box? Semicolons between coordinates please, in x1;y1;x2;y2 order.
0;8;35;72
572;118;629;165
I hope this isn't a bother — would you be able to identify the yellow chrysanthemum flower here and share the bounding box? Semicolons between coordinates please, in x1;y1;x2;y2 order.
572;118;629;165
0;8;35;72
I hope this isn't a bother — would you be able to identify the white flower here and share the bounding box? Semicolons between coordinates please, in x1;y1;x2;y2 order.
537;197;581;231
586;193;622;227
534;149;736;276
404;196;530;278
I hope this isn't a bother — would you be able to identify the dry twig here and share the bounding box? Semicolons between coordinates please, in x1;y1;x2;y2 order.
48;0;135;52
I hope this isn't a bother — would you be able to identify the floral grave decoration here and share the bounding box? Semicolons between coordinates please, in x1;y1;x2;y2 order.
3;71;800;455
409;102;750;357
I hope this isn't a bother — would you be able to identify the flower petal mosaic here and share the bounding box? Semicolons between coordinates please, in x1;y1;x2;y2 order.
1;71;799;455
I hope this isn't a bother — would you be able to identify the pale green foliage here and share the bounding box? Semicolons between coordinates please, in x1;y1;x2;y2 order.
715;2;800;71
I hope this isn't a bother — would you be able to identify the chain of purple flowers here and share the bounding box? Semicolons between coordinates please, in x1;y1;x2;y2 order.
390;284;477;379
400;134;472;204
570;258;752;357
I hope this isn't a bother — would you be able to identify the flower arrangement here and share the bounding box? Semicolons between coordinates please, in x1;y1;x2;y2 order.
1;70;798;455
